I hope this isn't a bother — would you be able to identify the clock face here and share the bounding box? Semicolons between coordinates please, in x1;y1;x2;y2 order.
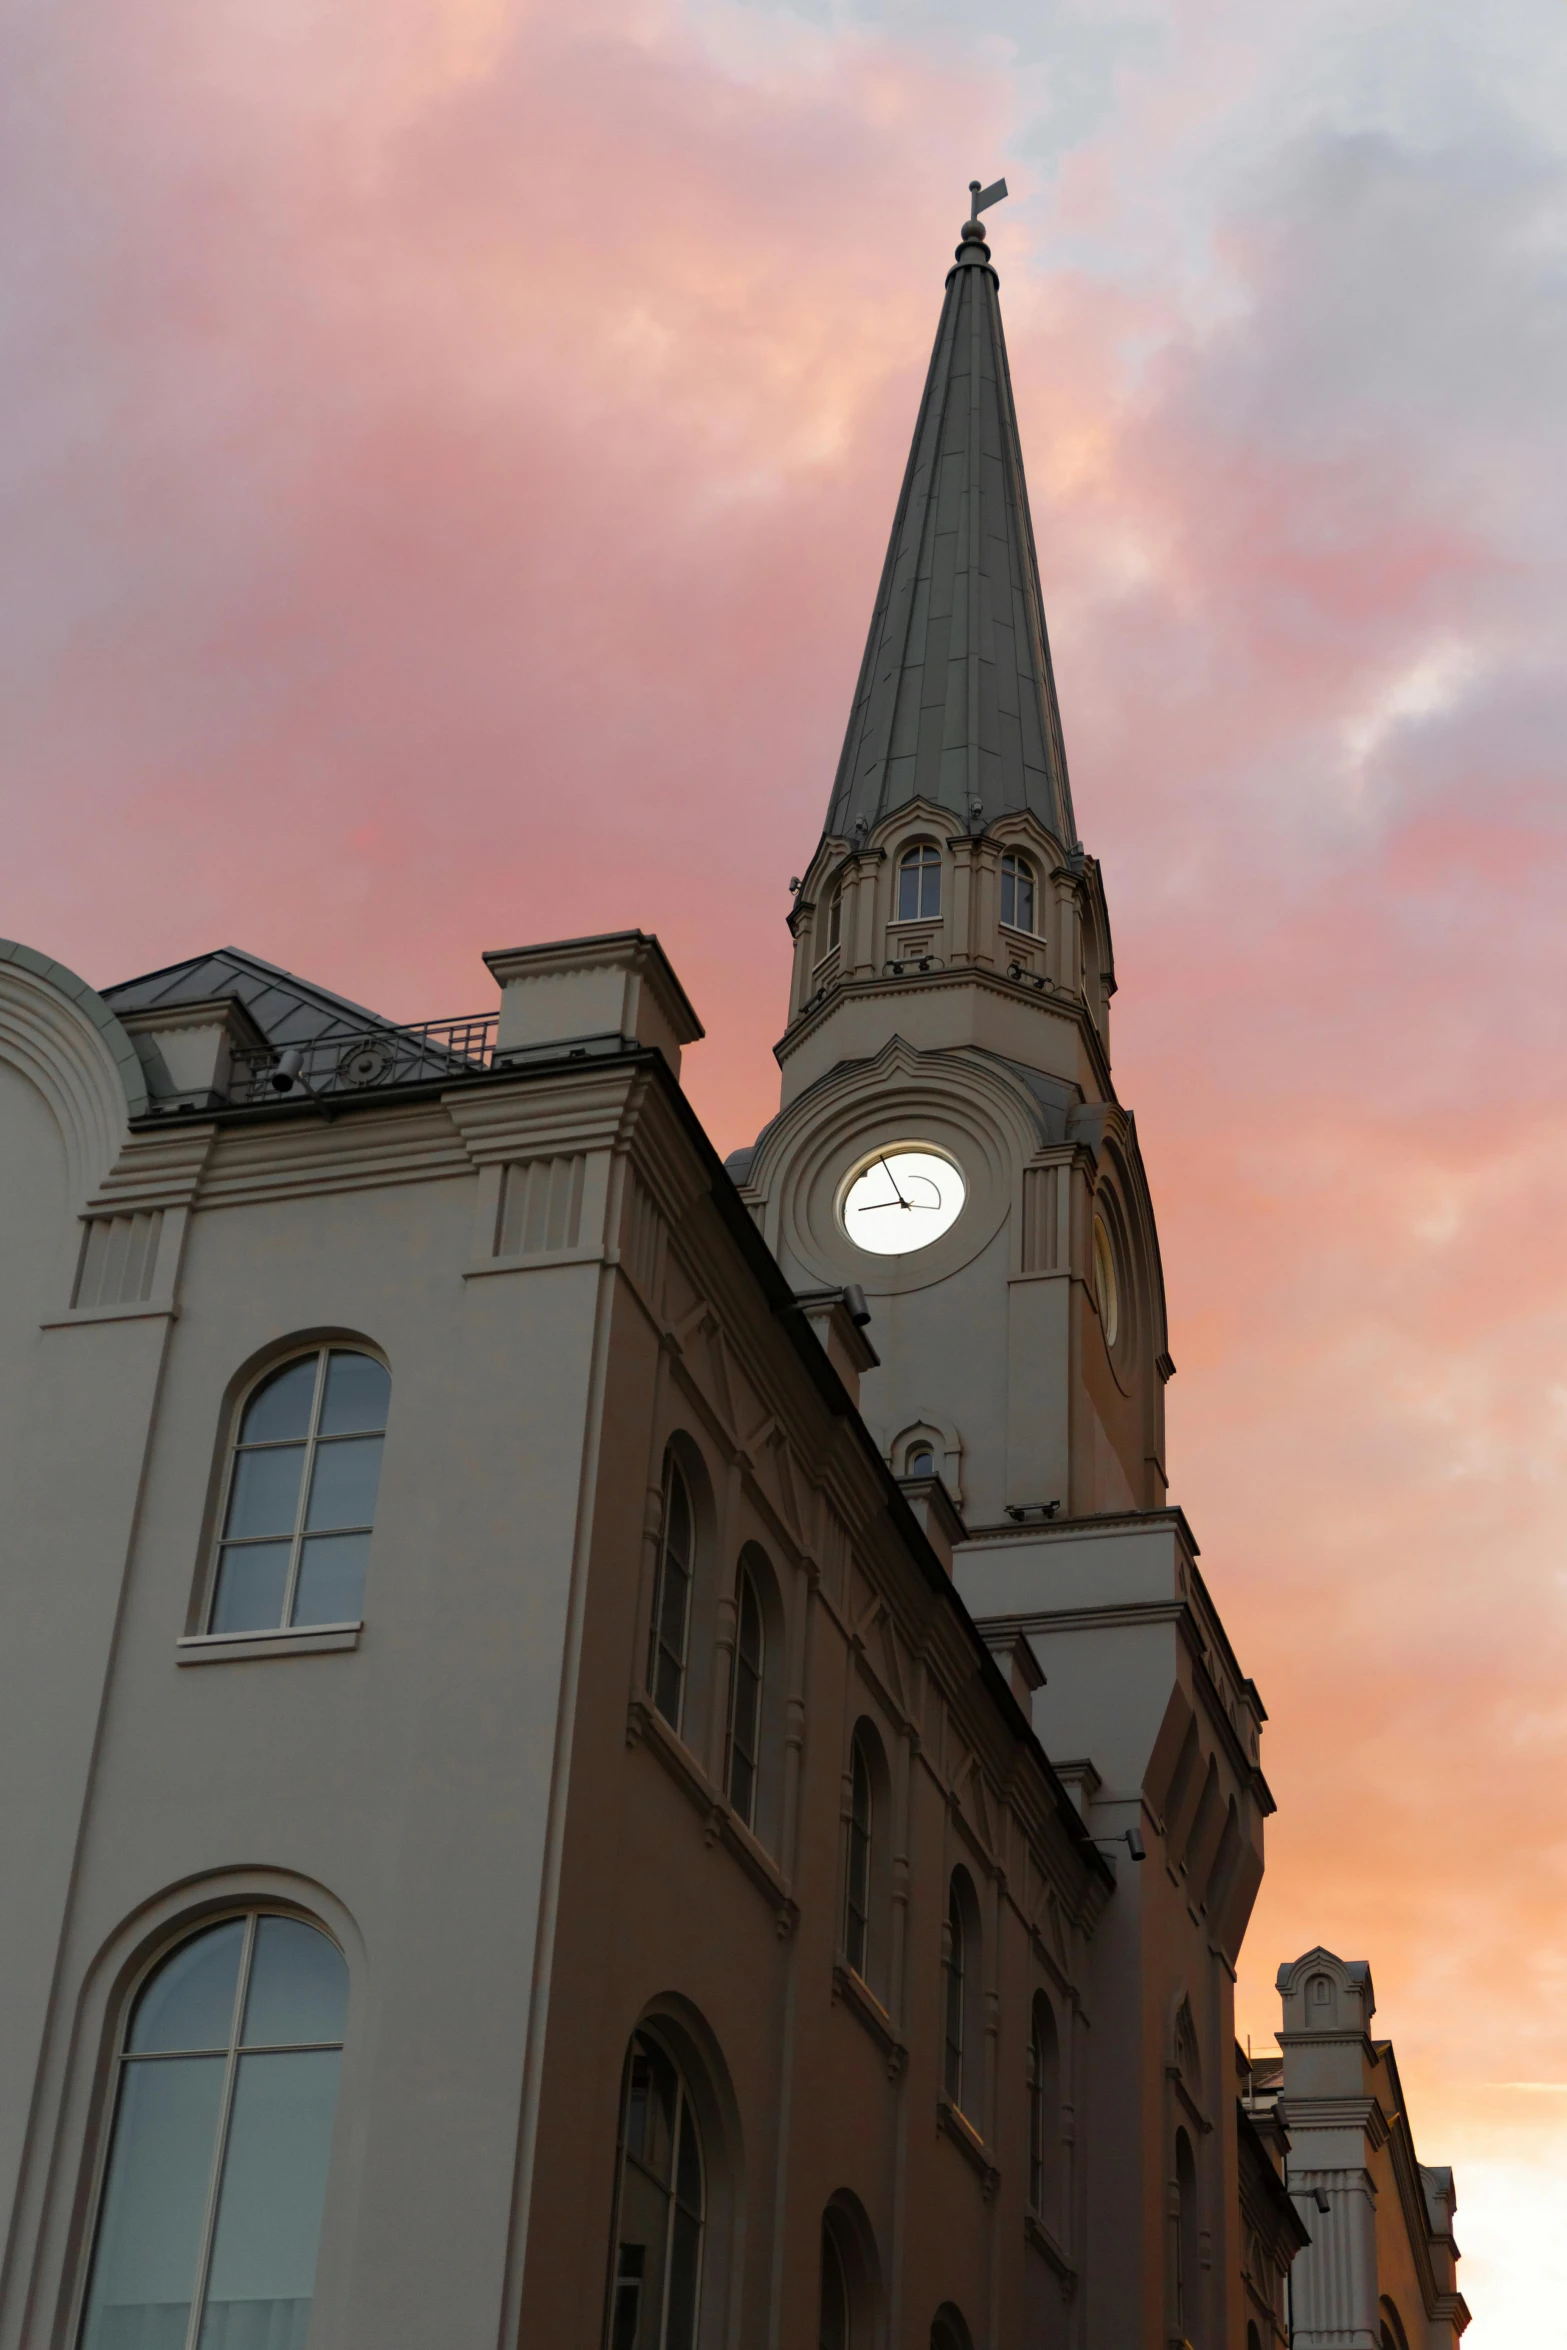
841;1147;966;1257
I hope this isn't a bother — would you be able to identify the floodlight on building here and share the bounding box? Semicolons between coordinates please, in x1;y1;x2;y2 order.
271;1049;304;1094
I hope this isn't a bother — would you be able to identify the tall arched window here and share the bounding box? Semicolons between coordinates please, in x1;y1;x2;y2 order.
724;1559;765;1830
80;1914;347;2350
818;2219;850;2350
844;1736;873;1981
605;2031;704;2350
1028;1993;1060;2225
943;1879;966;2106
648;1454;695;1731
1000;852;1035;934
931;2308;973;2350
896;844;941;922
827;881;843;954
943;1868;982;2119
210;1347;389;1634
1174;2127;1199;2342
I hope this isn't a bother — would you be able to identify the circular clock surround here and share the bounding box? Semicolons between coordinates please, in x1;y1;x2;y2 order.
840;1146;967;1257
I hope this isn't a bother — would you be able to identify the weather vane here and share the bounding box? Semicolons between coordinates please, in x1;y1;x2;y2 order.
967;176;1008;227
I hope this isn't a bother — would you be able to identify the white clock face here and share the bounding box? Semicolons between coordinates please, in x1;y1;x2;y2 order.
841;1148;966;1256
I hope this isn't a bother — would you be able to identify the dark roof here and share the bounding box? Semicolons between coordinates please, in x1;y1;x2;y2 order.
101;948;397;1050
821;219;1077;850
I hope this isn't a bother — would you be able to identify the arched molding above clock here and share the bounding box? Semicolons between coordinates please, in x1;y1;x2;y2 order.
742;1036;1043;1299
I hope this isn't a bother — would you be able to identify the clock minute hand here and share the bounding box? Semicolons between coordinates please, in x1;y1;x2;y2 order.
877;1155;912;1209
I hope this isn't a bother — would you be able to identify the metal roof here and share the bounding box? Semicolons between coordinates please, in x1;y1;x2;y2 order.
101;947;398;1050
821;219;1078;851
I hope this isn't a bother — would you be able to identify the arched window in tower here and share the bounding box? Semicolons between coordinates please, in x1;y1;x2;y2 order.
79;1912;348;2350
906;1442;936;1478
827;880;843;954
724;1557;765;1830
1091;1216;1119;1348
896;844;942;922
845;1733;873;1980
1000;851;1036;934
648;1454;695;1731
605;2029;705;2350
210;1345;390;1635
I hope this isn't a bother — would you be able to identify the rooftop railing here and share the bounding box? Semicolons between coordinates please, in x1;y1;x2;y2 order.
230;1013;499;1104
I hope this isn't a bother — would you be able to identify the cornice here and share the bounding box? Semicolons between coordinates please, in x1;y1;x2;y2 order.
775;963;1115;1101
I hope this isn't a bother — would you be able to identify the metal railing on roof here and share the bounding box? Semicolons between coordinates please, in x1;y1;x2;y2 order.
230;1013;498;1104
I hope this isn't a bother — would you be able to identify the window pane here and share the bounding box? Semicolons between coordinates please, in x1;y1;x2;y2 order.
897;857;920;920
129;1921;245;2054
317;1352;390;1437
242;1920;349;2049
666;2204;701;2350
611;2167;669;2350
304;1436;383;1532
225;1447;306;1540
291;1534;370;1628
239;1359;318;1446
197;2048;341;2350
80;2056;227;2350
211;1543;292;1636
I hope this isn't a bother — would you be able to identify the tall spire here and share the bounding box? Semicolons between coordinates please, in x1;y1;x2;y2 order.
821;187;1077;851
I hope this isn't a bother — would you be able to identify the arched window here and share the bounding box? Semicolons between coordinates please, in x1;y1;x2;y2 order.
725;1559;765;1830
80;1913;347;2350
896;844;941;922
845;1737;873;1980
1000;852;1035;934
1174;2127;1199;2341
648;1454;695;1731
1028;1993;1061;2225
906;1442;935;1478
210;1347;389;1635
827;881;843;954
942;1871;983;2114
1247;2326;1262;2350
1091;1217;1119;1348
819;2219;850;2350
605;2030;704;2350
930;2308;973;2350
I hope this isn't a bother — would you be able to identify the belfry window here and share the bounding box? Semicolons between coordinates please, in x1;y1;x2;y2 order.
1000;852;1035;934
725;1559;765;1830
648;1455;695;1731
209;1347;389;1635
896;845;941;922
605;2031;704;2350
79;1913;347;2350
827;881;843;953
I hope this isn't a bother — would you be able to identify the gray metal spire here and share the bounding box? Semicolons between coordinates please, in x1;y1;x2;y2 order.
821;188;1077;850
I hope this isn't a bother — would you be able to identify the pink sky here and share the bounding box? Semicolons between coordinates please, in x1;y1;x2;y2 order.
4;0;1565;2326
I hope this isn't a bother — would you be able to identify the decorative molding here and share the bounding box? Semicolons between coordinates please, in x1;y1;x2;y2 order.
831;1963;907;2077
936;2097;1001;2199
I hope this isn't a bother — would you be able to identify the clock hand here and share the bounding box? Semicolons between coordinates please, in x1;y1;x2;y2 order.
876;1155;912;1208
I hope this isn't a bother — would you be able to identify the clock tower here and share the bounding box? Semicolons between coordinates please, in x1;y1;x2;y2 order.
729;199;1169;1530
730;191;1274;2349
